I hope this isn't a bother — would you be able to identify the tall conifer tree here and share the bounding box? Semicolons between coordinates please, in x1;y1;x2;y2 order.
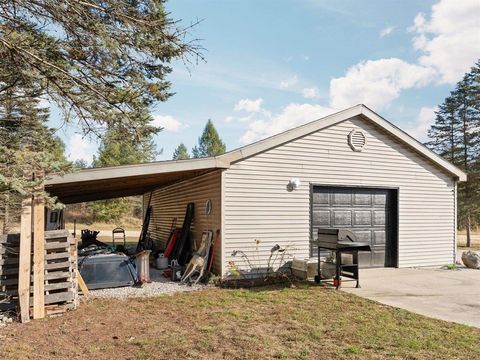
173;143;190;160
0;1;202;208
427;60;480;246
192;120;226;158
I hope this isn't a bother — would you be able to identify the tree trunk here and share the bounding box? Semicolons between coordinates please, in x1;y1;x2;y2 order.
460;99;472;248
466;215;472;248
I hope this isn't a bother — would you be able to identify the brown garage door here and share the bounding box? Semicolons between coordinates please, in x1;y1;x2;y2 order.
311;186;397;267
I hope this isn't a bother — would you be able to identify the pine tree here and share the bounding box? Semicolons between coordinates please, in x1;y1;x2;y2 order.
0;1;203;136
93;129;158;167
192;120;226;158
73;159;88;170
173;143;190;160
455;62;480;246
0;81;70;231
427;96;462;164
88;128;158;222
427;60;480;246
0;1;203;206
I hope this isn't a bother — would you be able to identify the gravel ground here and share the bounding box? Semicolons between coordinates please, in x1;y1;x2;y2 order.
89;267;203;299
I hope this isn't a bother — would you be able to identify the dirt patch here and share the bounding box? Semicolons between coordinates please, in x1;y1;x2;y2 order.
1;284;479;359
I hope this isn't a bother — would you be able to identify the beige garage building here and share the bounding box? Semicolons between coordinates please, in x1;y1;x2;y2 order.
47;105;467;276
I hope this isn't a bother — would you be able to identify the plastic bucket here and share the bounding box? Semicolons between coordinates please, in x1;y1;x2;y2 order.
156;254;169;269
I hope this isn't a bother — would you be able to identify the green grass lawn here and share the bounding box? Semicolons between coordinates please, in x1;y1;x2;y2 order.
1;283;479;359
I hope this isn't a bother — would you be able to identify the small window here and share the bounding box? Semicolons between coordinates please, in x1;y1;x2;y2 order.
348;129;367;152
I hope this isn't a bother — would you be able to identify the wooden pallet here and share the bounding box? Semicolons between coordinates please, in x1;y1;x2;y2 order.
0;233;20;311
0;230;78;315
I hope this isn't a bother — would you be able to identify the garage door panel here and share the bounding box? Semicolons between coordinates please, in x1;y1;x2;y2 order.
333;210;352;226
332;191;352;206
353;192;372;206
312;186;394;268
312;210;330;226
373;230;386;245
353;210;372;226
373;192;388;206
312;192;329;205
373;210;387;226
353;230;372;243
372;251;386;267
358;252;371;266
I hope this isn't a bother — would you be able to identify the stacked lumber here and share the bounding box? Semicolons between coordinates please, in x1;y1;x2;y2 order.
0;230;78;316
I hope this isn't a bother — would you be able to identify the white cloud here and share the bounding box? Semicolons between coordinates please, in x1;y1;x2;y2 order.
226;0;479;148
329;58;436;110
280;75;299;89
302;87;321;99
405;106;437;141
410;0;480;83
239;103;334;144
234;98;264;113
379;26;395;37
326;0;479;112
151;115;187;132
224;116;234;123
66;134;96;163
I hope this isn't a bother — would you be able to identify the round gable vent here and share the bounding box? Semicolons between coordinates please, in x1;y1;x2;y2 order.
348;129;367;152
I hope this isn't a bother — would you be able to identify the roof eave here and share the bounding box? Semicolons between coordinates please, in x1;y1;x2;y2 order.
45;156;229;186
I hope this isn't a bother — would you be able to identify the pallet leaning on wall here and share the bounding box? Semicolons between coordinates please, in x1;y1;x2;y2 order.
0;230;79;319
0;233;19;313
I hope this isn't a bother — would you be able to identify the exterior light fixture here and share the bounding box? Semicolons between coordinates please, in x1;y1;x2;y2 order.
287;178;301;192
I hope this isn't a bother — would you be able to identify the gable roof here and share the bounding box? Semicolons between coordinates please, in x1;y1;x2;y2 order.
46;104;466;203
218;104;467;181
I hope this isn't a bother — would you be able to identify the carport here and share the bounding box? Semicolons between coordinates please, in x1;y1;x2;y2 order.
46;157;228;203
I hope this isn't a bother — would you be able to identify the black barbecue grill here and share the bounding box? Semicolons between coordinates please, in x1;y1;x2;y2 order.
314;228;371;289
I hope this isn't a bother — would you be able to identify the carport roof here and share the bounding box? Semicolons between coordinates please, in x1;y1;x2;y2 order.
46;104;467;204
46;157;229;203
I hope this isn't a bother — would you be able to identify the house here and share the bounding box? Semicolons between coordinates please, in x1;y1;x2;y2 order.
46;105;467;276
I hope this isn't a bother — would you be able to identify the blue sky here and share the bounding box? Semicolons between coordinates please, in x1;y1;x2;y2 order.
53;0;480;163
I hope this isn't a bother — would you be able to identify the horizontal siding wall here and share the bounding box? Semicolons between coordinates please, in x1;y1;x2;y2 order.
223;116;455;275
146;170;222;274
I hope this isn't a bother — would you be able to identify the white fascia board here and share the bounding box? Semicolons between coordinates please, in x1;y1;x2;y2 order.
46;157;229;185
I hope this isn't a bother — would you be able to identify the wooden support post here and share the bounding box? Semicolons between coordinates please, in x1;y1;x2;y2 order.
18;195;33;323
75;269;89;297
32;194;45;319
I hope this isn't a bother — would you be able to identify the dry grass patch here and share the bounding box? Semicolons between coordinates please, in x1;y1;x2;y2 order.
1;283;479;359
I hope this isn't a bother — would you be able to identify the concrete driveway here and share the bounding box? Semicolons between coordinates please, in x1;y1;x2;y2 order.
341;267;480;328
